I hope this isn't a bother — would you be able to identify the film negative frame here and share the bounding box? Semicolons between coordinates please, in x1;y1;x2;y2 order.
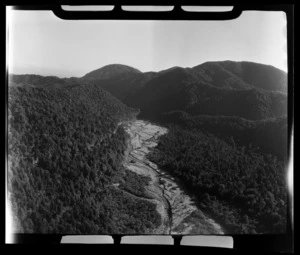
5;3;294;252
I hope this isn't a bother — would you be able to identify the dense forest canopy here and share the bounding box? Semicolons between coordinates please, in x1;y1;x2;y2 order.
8;83;162;234
159;111;288;161
148;125;287;234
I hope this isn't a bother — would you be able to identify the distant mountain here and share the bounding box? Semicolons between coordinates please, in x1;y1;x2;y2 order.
130;67;205;118
130;67;287;121
87;71;157;103
8;74;84;89
149;61;286;91
196;61;287;93
82;64;142;80
11;61;287;122
79;62;287;121
191;62;252;90
220;61;287;93
81;61;287;96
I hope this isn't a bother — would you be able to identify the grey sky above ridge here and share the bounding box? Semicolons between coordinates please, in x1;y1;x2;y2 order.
7;9;287;78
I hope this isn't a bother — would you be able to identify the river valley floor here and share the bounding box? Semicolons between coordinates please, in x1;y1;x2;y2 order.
118;120;224;235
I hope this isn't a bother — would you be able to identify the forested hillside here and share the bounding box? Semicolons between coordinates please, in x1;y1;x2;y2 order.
9;74;82;89
134;73;287;121
86;72;157;103
218;61;287;93
8;83;161;234
148;126;287;234
192;61;287;93
159;111;288;161
80;62;287;122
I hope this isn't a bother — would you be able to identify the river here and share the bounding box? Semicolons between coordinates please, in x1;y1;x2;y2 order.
120;120;224;235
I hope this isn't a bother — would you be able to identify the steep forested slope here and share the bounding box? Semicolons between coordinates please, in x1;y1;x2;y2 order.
148;126;287;234
8;83;161;234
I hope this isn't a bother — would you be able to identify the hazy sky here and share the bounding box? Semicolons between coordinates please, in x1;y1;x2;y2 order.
8;9;287;77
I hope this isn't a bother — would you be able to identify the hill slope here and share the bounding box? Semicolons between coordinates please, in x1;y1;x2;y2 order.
132;68;287;121
8;81;164;234
191;62;252;90
218;61;287;93
192;61;287;93
81;61;287;121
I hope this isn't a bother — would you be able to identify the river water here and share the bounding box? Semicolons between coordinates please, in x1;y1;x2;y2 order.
122;120;224;235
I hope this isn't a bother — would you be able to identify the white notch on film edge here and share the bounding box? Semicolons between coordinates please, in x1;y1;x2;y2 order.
181;236;233;248
121;236;173;245
61;235;114;243
181;6;234;12
121;6;174;12
61;6;115;11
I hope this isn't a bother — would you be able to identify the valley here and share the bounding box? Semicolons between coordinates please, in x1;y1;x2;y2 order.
7;60;288;234
120;120;224;235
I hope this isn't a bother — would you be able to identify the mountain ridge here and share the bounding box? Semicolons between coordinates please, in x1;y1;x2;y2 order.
82;64;142;80
9;61;288;122
81;61;287;94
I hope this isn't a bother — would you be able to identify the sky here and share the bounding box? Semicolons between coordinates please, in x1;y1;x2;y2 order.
7;9;287;78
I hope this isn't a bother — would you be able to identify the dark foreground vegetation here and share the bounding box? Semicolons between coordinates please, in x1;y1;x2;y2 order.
8;84;160;234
